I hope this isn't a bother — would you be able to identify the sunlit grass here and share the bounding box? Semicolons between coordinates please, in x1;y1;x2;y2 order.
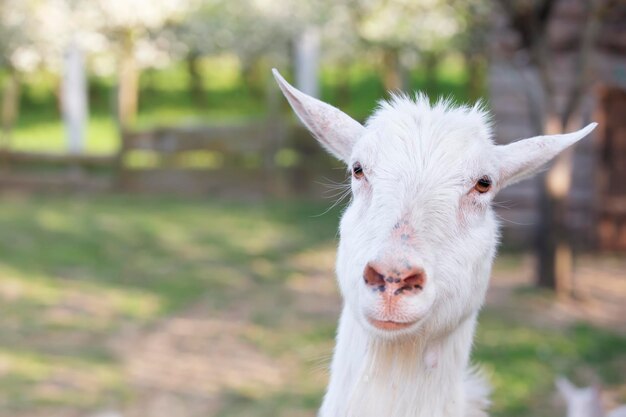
476;313;626;417
12;114;119;154
0;195;343;413
0;348;126;410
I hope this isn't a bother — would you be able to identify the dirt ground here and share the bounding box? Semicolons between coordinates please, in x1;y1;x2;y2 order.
487;255;626;333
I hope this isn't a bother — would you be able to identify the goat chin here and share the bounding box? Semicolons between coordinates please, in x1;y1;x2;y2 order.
320;310;490;417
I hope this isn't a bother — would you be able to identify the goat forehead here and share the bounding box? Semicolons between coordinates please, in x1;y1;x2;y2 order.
371;181;461;231
356;126;490;185
366;94;492;140
357;95;494;174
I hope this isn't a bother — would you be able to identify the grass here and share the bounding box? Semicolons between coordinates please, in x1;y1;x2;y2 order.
0;195;623;416
0;195;341;414
477;313;626;416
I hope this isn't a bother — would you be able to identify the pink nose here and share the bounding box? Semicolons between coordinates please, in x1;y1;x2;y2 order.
363;261;426;296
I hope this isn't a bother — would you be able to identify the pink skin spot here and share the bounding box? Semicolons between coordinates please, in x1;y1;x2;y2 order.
390;218;417;247
458;195;473;226
425;343;440;369
458;189;488;227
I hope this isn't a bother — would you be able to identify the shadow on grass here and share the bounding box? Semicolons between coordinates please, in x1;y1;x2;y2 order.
0;195;341;309
214;389;323;417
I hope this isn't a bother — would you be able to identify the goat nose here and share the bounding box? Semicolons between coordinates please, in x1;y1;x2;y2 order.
363;262;426;296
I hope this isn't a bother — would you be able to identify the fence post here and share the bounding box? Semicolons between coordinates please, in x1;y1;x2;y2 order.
114;129;130;191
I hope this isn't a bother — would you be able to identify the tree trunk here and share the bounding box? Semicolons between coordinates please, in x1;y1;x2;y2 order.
382;48;402;92
335;63;351;107
241;60;257;99
536;115;576;295
424;52;440;96
537;155;576;295
497;0;603;295
187;50;206;107
535;5;598;295
465;52;485;102
117;31;139;131
1;69;20;149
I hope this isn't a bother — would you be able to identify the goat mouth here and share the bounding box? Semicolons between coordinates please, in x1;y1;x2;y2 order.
367;318;415;331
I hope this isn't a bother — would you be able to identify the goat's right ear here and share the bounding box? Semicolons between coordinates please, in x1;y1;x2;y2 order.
272;69;365;163
495;123;597;188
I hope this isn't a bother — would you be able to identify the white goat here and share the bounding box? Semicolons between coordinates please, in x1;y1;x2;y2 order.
557;378;626;417
273;69;597;417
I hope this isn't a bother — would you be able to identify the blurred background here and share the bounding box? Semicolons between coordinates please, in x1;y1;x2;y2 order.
0;0;624;416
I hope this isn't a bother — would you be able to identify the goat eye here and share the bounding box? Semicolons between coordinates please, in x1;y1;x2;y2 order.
474;176;492;193
352;162;364;179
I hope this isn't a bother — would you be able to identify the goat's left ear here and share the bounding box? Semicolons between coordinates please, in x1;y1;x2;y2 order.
496;123;597;188
272;69;365;163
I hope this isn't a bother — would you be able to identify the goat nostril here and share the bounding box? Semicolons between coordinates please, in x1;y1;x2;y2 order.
363;265;386;287
364;263;425;295
404;273;425;290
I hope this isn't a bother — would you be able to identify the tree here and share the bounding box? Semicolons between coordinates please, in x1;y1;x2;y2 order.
496;0;617;293
89;0;194;129
0;0;44;145
452;0;491;101
172;0;296;102
346;0;462;92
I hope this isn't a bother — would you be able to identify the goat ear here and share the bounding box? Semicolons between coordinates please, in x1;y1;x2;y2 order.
496;123;597;188
556;377;578;400
272;68;365;163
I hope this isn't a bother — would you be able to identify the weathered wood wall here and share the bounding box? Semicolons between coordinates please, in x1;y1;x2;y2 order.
596;87;626;250
488;0;626;251
115;123;344;198
0;121;345;197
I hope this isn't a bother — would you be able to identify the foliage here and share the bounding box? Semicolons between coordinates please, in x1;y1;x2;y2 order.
0;0;487;76
351;0;461;52
0;0;63;72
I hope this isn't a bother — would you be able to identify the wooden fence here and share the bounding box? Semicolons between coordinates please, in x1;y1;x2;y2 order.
0;116;623;251
0;149;115;191
0;119;344;196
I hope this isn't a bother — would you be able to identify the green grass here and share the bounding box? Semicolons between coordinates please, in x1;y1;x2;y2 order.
0;195;623;416
12;113;119;154
0;195;342;414
476;313;626;416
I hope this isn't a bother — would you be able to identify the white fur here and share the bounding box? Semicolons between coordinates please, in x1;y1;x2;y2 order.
557;378;604;417
557;377;626;417
273;69;596;417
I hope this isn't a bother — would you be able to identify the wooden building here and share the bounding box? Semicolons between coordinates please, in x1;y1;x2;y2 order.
488;0;626;251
